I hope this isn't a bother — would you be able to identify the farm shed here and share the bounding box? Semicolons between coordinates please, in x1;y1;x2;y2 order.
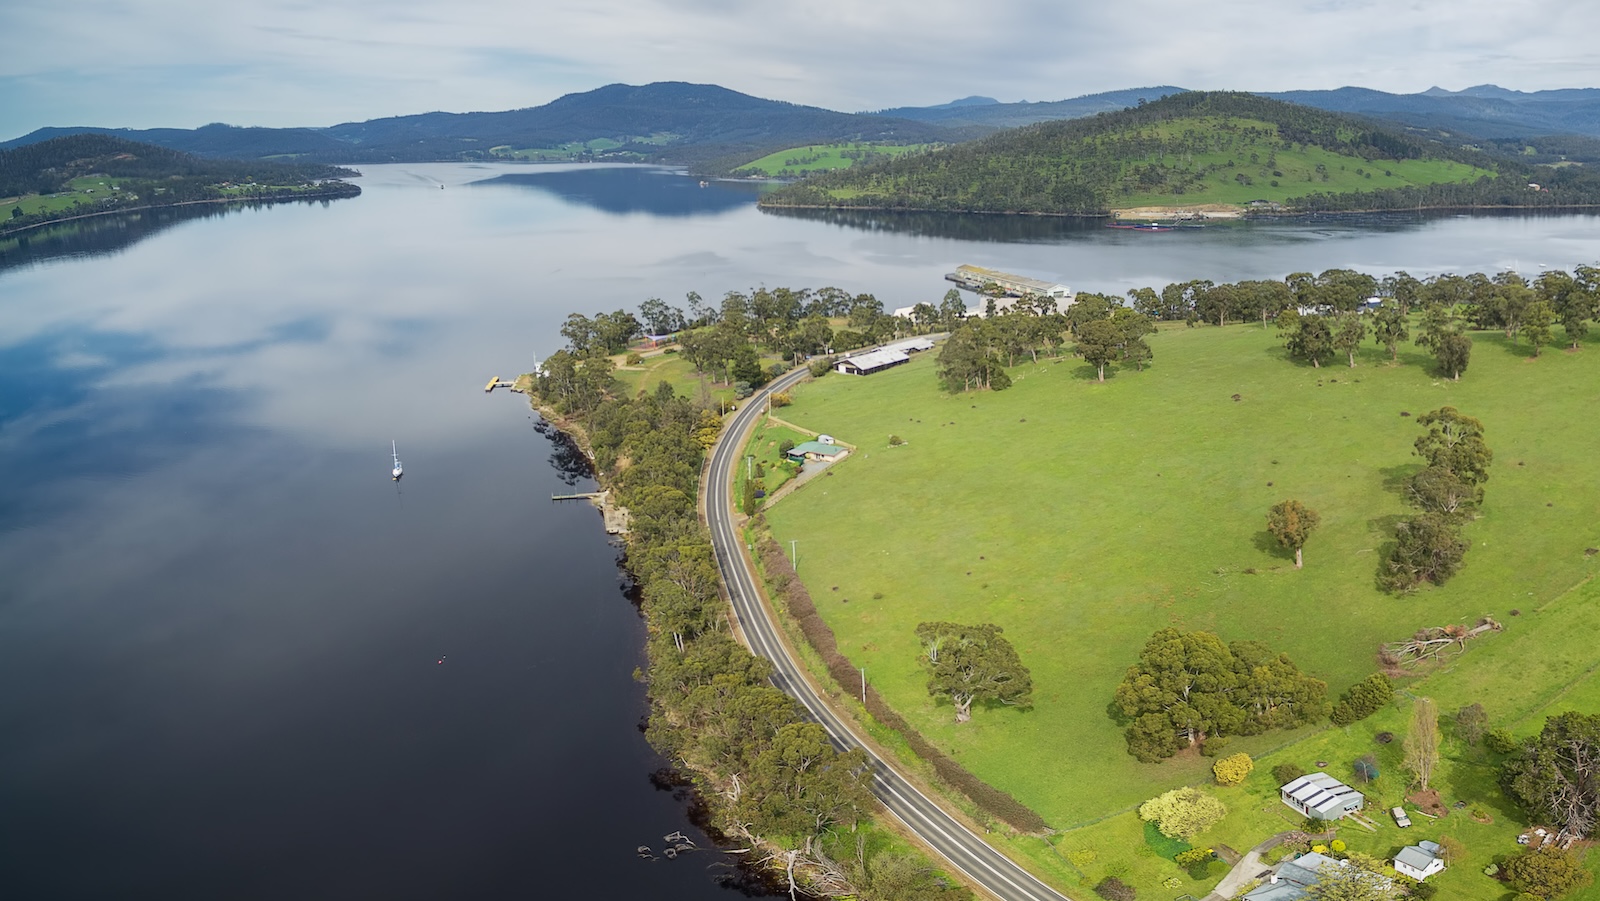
1279;772;1365;820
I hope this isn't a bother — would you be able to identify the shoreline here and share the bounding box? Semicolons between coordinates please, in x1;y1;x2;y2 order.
0;187;362;240
756;200;1600;218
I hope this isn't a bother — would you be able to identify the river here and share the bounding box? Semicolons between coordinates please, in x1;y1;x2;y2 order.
1;163;1596;899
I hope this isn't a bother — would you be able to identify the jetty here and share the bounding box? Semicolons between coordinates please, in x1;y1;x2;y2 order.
552;490;630;535
485;376;503;392
944;264;1071;300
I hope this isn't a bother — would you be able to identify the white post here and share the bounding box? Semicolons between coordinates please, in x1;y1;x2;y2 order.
861;668;867;705
790;539;797;566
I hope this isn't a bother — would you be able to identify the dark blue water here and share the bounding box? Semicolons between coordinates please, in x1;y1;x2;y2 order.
1;163;1597;899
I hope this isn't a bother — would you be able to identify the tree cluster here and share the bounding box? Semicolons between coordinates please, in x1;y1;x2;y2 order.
1114;628;1330;761
1501;711;1600;840
527;334;966;900
1380;407;1491;592
915;622;1033;723
1329;673;1394;726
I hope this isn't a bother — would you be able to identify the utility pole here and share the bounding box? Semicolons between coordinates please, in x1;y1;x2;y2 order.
790;539;797;566
861;667;867;705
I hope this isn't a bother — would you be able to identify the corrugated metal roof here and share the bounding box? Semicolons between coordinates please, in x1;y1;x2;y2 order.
840;349;909;371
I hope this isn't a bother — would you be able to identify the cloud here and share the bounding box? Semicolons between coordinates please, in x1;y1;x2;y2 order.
3;0;1599;138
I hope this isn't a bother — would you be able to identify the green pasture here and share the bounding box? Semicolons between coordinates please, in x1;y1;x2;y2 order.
1113;116;1493;207
4;176;128;217
735;143;931;177
759;324;1600;895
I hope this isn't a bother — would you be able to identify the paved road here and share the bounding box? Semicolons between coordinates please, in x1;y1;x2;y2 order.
705;367;1072;901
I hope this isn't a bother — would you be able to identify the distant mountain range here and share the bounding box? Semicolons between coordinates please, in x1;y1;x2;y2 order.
0;83;983;168
7;81;1600;171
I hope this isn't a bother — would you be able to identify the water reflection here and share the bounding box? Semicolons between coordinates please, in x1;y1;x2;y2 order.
471;166;770;217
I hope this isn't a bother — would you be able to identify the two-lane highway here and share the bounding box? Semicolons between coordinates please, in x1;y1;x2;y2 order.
704;366;1072;901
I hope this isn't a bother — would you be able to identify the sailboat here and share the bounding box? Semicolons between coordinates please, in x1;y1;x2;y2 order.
391;441;404;481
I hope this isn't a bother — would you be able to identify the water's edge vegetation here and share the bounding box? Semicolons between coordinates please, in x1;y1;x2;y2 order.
522;359;974;901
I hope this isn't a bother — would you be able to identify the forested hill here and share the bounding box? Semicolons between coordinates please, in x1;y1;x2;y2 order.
1;134;360;234
2;83;983;169
759;91;1600;215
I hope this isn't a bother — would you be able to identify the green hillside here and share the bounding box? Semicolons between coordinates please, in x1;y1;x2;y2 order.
762;319;1600;899
733;143;934;178
760;91;1600;214
1;134;359;234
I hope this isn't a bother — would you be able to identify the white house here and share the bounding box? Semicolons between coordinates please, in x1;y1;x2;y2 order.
1394;840;1446;880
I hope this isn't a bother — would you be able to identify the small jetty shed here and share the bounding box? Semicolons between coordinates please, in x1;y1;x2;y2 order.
1279;772;1365;821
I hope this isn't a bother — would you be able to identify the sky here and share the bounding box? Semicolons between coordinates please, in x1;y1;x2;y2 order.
4;0;1598;140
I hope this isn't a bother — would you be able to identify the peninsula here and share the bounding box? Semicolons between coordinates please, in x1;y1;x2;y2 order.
1;134;360;236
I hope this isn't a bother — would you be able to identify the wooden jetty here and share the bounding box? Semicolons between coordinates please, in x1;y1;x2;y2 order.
552;490;630;535
485;376;503;392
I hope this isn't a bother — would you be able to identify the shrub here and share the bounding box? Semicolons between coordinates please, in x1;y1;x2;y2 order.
1485;727;1519;754
1213;753;1254;786
1199;736;1230;757
1330;839;1346;853
732;380;753;399
769;392;792;408
1066;848;1097;868
1174;848;1213;868
1505;845;1591;898
1353;754;1379;783
807;357;833;377
624;351;643;364
1138;787;1228;841
888;434;905;446
1331;673;1393;726
1272;762;1307;786
1093;876;1136;901
778;439;795;455
1412;883;1438;899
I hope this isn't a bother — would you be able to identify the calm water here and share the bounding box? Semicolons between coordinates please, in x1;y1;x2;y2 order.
2;163;1598;899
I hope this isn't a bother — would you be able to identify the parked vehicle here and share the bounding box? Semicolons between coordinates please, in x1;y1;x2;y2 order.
1392;806;1412;828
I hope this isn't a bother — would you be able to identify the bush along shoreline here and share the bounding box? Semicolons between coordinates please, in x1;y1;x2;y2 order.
524;353;972;901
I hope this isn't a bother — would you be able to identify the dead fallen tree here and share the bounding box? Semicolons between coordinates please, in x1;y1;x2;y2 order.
1380;616;1502;669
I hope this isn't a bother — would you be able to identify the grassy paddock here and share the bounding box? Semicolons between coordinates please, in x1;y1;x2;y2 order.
736;143;932;177
760;322;1600;894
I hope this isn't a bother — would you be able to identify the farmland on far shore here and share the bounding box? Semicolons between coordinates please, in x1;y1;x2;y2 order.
734;142;933;178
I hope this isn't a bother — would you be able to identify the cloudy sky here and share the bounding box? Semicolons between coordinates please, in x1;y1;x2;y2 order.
4;0;1596;140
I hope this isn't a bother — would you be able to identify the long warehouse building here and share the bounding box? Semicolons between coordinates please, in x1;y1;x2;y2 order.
945;264;1072;300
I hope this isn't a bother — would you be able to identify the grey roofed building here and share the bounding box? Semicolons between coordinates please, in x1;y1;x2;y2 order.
1279;772;1365;820
1244;851;1346;901
880;337;936;354
1394;840;1445;880
835;348;909;375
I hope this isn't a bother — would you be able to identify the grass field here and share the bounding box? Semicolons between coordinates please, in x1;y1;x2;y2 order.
1113;117;1494;207
759;324;1600;897
3;176;131;217
735;143;932;177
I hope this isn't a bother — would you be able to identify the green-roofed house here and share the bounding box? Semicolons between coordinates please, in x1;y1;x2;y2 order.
786;440;846;464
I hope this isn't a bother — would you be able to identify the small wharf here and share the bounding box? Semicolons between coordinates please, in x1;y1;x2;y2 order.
485;376;503;392
552;490;630;534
